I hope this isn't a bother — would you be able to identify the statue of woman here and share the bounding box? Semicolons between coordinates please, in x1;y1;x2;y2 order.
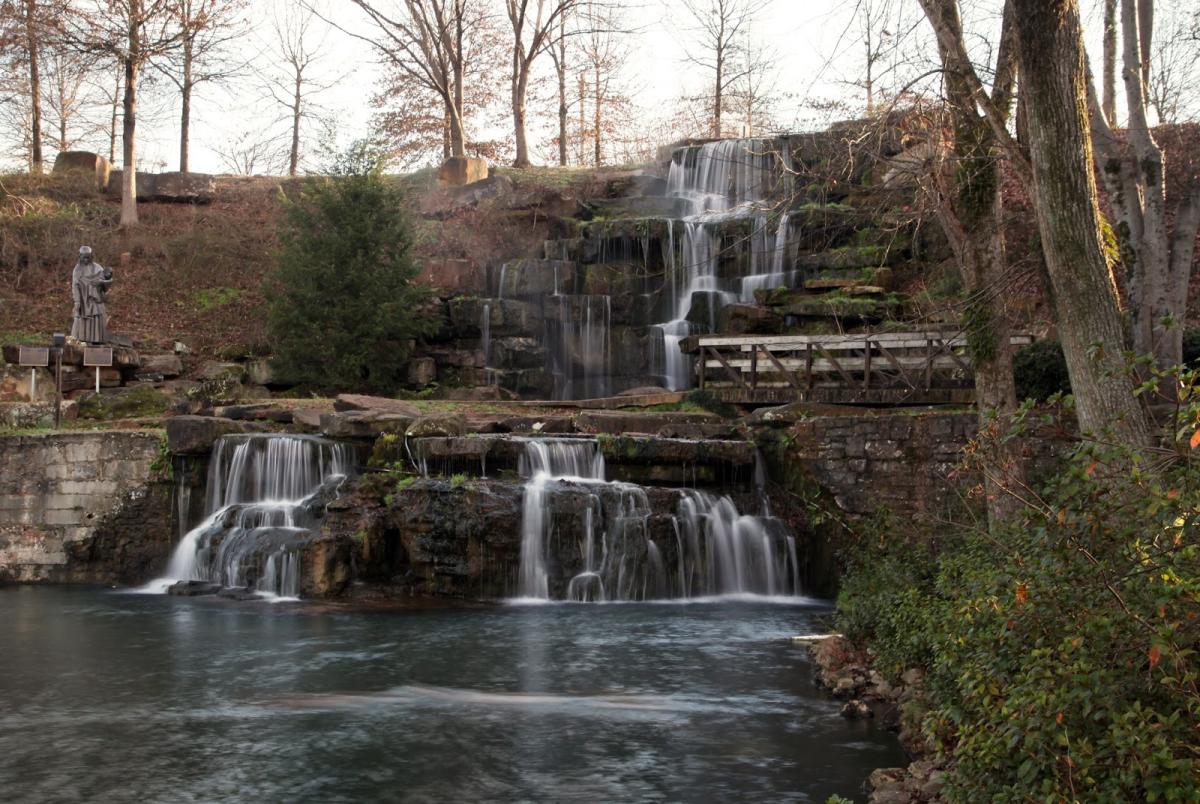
70;246;113;344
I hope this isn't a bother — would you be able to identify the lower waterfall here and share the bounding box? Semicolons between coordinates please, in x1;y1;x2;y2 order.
149;434;353;599
515;438;802;602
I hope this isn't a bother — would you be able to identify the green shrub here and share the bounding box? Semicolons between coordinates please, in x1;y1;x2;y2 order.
837;398;1200;801
1013;339;1071;401
267;142;439;393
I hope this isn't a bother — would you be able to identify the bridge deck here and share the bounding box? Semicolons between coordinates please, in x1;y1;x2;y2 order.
680;331;1031;406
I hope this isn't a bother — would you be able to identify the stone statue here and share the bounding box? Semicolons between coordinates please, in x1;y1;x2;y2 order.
70;246;113;344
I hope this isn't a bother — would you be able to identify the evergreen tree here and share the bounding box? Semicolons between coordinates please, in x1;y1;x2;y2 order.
268;144;437;393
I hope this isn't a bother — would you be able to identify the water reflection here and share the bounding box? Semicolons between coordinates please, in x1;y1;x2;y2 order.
0;588;904;802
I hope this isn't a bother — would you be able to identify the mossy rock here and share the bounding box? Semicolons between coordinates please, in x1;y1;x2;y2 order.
77;386;171;420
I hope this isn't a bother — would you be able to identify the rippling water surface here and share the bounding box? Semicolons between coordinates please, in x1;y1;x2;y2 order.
0;587;903;802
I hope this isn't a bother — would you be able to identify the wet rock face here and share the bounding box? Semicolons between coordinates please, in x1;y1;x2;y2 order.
307;478;525;599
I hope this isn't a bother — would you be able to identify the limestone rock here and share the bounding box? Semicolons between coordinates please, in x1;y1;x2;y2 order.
406;413;467;438
140;354;183;379
52;151;111;191
150;171;215;203
333;394;421;417
165;415;249;454
437;156;488;186
320;411;412;439
77;387;171;420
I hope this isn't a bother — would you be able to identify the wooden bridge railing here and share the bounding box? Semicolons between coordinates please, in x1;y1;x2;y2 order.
679;331;1033;405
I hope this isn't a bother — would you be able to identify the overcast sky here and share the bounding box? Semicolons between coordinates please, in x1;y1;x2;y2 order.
9;0;1191;175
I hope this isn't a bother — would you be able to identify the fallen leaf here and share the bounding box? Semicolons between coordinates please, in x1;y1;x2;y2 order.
1149;645;1162;669
1016;583;1028;605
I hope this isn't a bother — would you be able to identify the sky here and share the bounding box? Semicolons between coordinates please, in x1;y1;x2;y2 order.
8;0;1193;175
50;0;895;175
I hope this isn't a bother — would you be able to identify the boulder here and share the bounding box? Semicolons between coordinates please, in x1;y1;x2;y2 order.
292;409;324;430
165;415;249;454
140;353;183;379
684;290;723;329
76;386;171;420
0;400;78;428
319;411;412;439
106;169;158;201
52;151;111;191
406;413;467;438
150;171;215;203
333;394;420;417
437;156;488;186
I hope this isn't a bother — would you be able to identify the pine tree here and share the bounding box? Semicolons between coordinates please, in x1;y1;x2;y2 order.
268;144;439;393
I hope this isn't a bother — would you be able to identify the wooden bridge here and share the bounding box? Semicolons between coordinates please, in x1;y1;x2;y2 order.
679;331;1033;405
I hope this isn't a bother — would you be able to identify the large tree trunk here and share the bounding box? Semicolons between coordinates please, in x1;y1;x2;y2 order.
179;37;192;173
713;49;723;137
120;55;138;227
1011;0;1153;443
920;0;1024;526
512;63;531;167
25;0;43;174
554;27;568;165
1102;0;1117;124
593;61;601;166
109;68;120;164
288;71;300;176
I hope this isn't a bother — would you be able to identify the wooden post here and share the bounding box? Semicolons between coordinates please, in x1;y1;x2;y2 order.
750;347;758;392
698;348;707;389
863;340;872;391
805;344;813;390
924;338;933;390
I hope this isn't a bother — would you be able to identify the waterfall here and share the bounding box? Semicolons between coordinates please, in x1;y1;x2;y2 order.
150;434;353;599
515;438;801;602
652;139;792;390
481;303;496;386
517;439;607;600
740;212;796;302
547;295;612;400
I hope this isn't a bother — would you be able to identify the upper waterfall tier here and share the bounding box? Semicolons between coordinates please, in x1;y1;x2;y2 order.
666;138;793;217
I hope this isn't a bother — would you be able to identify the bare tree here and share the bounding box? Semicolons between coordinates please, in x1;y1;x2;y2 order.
261;2;327;176
41;48;102;154
917;0;1023;525
726;30;777;136
1086;0;1200;376
1102;0;1117;124
505;0;582;167
0;0;67;172
679;0;766;138
349;0;482;160
547;5;570;165
1145;0;1200;123
213;127;285;175
64;0;182;227
923;0;1154;442
156;0;247;173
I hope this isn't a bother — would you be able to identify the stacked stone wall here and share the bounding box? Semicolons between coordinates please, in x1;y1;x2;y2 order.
0;431;173;584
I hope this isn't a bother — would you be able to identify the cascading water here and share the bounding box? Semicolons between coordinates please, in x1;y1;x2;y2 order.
517;439;607;599
547;295;612;400
652;139;798;390
150;434;353;599
515;438;802;602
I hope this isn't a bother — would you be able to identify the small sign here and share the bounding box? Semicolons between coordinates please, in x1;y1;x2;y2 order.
17;346;49;367
83;346;114;367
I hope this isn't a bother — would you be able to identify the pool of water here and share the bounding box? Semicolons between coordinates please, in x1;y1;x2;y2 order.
0;587;903;802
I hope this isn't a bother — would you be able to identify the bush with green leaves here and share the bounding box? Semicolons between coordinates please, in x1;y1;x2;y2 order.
267;144;439;393
839;387;1200;801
